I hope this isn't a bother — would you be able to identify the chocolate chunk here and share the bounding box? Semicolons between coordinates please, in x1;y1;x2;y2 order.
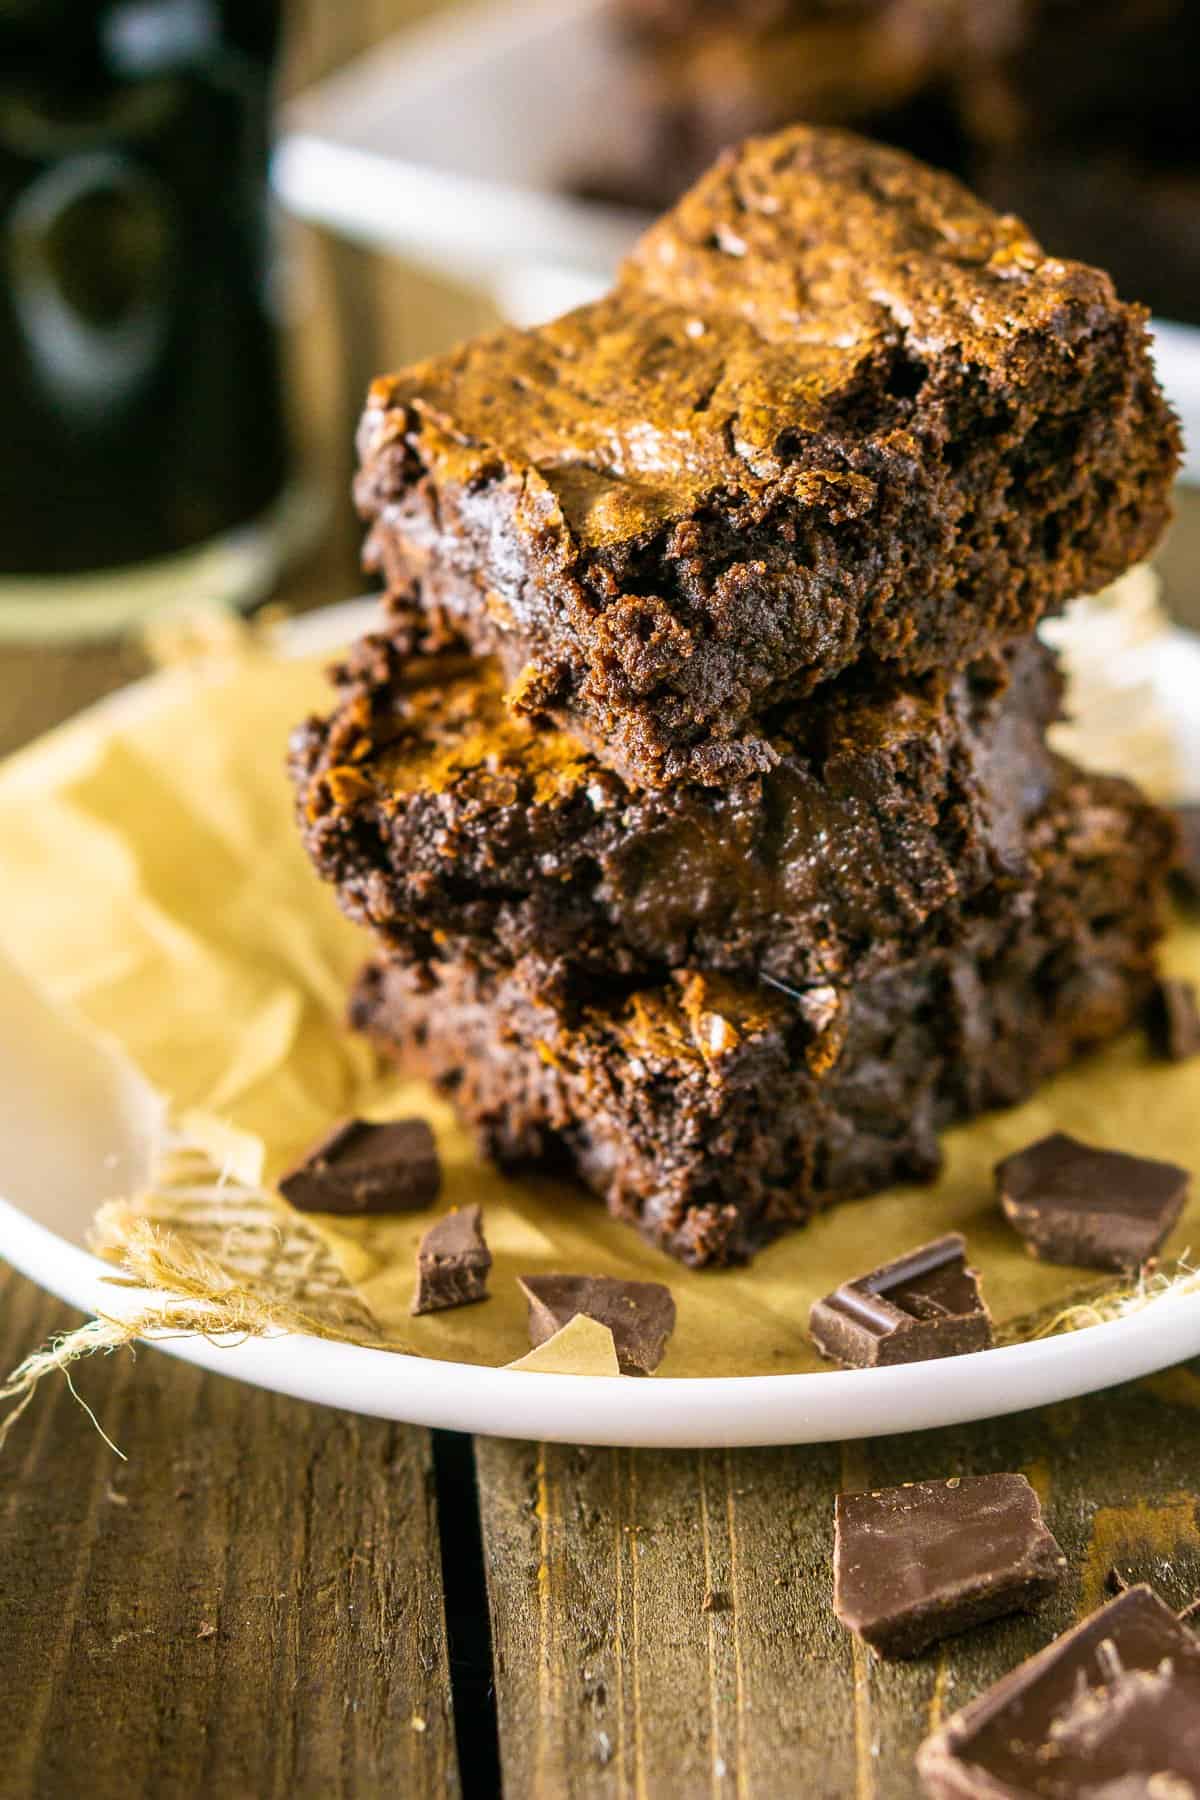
996;1132;1190;1272
809;1234;993;1369
517;1274;676;1375
1147;978;1200;1063
279;1117;441;1215
1173;803;1200;902
917;1584;1200;1797
835;1475;1066;1659
411;1205;491;1315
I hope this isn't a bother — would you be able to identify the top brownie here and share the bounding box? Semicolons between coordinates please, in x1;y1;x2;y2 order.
356;127;1178;789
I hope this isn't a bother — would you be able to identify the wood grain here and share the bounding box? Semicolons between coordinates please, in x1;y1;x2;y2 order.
0;13;475;1800
0;1267;460;1800
476;1364;1200;1800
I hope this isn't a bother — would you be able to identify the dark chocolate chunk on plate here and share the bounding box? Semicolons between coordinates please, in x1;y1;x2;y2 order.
996;1131;1189;1272
1147;977;1200;1063
1173;803;1200;902
835;1474;1066;1659
279;1117;441;1215
412;1204;491;1315
917;1584;1200;1797
809;1234;993;1369
518;1274;676;1375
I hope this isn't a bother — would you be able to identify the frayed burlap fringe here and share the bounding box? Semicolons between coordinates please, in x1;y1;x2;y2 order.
996;1255;1200;1345
0;1139;401;1454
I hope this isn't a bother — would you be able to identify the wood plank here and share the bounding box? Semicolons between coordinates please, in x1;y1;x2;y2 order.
0;1264;460;1800
476;1363;1200;1799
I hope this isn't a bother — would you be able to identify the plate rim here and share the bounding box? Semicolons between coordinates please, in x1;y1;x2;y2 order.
2;593;1199;1446
4;1189;1200;1447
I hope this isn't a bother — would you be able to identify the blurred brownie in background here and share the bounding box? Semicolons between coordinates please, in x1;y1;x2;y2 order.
599;0;1200;321
601;0;963;211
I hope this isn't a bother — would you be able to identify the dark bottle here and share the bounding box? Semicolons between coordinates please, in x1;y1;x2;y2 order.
0;0;290;601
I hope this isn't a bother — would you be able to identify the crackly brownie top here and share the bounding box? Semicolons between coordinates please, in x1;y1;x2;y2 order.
359;127;1135;552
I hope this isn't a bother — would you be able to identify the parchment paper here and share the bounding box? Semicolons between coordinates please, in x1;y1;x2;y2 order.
0;603;1196;1378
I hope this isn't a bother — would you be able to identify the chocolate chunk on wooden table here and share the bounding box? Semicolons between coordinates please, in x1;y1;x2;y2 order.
835;1474;1066;1659
917;1584;1200;1796
517;1275;676;1375
809;1234;993;1368
1147;977;1200;1062
412;1205;491;1315
996;1131;1190;1271
279;1117;441;1215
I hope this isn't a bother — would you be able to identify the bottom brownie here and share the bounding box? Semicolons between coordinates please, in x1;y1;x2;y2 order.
351;763;1171;1268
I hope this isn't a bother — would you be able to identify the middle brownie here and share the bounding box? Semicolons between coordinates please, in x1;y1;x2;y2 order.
291;632;1062;1002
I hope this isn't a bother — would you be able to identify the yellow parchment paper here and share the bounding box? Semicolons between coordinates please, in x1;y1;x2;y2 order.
0;615;1197;1377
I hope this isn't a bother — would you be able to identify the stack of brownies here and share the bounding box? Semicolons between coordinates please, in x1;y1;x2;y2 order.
290;127;1181;1269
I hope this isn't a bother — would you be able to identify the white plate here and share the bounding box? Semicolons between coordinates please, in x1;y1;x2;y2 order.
2;598;1200;1448
273;0;639;307
272;0;1200;483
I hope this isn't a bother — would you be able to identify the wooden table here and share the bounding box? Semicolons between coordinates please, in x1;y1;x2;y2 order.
3;6;1200;1795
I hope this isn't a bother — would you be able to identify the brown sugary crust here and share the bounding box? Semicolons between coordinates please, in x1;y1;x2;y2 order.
291;633;1061;1003
350;762;1172;1268
356;126;1179;788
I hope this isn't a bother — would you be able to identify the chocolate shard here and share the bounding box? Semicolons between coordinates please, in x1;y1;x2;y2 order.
1147;978;1200;1063
917;1584;1200;1797
411;1205;491;1315
808;1234;993;1369
1173;803;1200;903
517;1274;676;1376
279;1117;441;1216
996;1131;1190;1272
835;1474;1066;1659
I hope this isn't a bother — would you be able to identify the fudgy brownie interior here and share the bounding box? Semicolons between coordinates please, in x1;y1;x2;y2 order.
292;634;1063;1003
351;758;1172;1266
